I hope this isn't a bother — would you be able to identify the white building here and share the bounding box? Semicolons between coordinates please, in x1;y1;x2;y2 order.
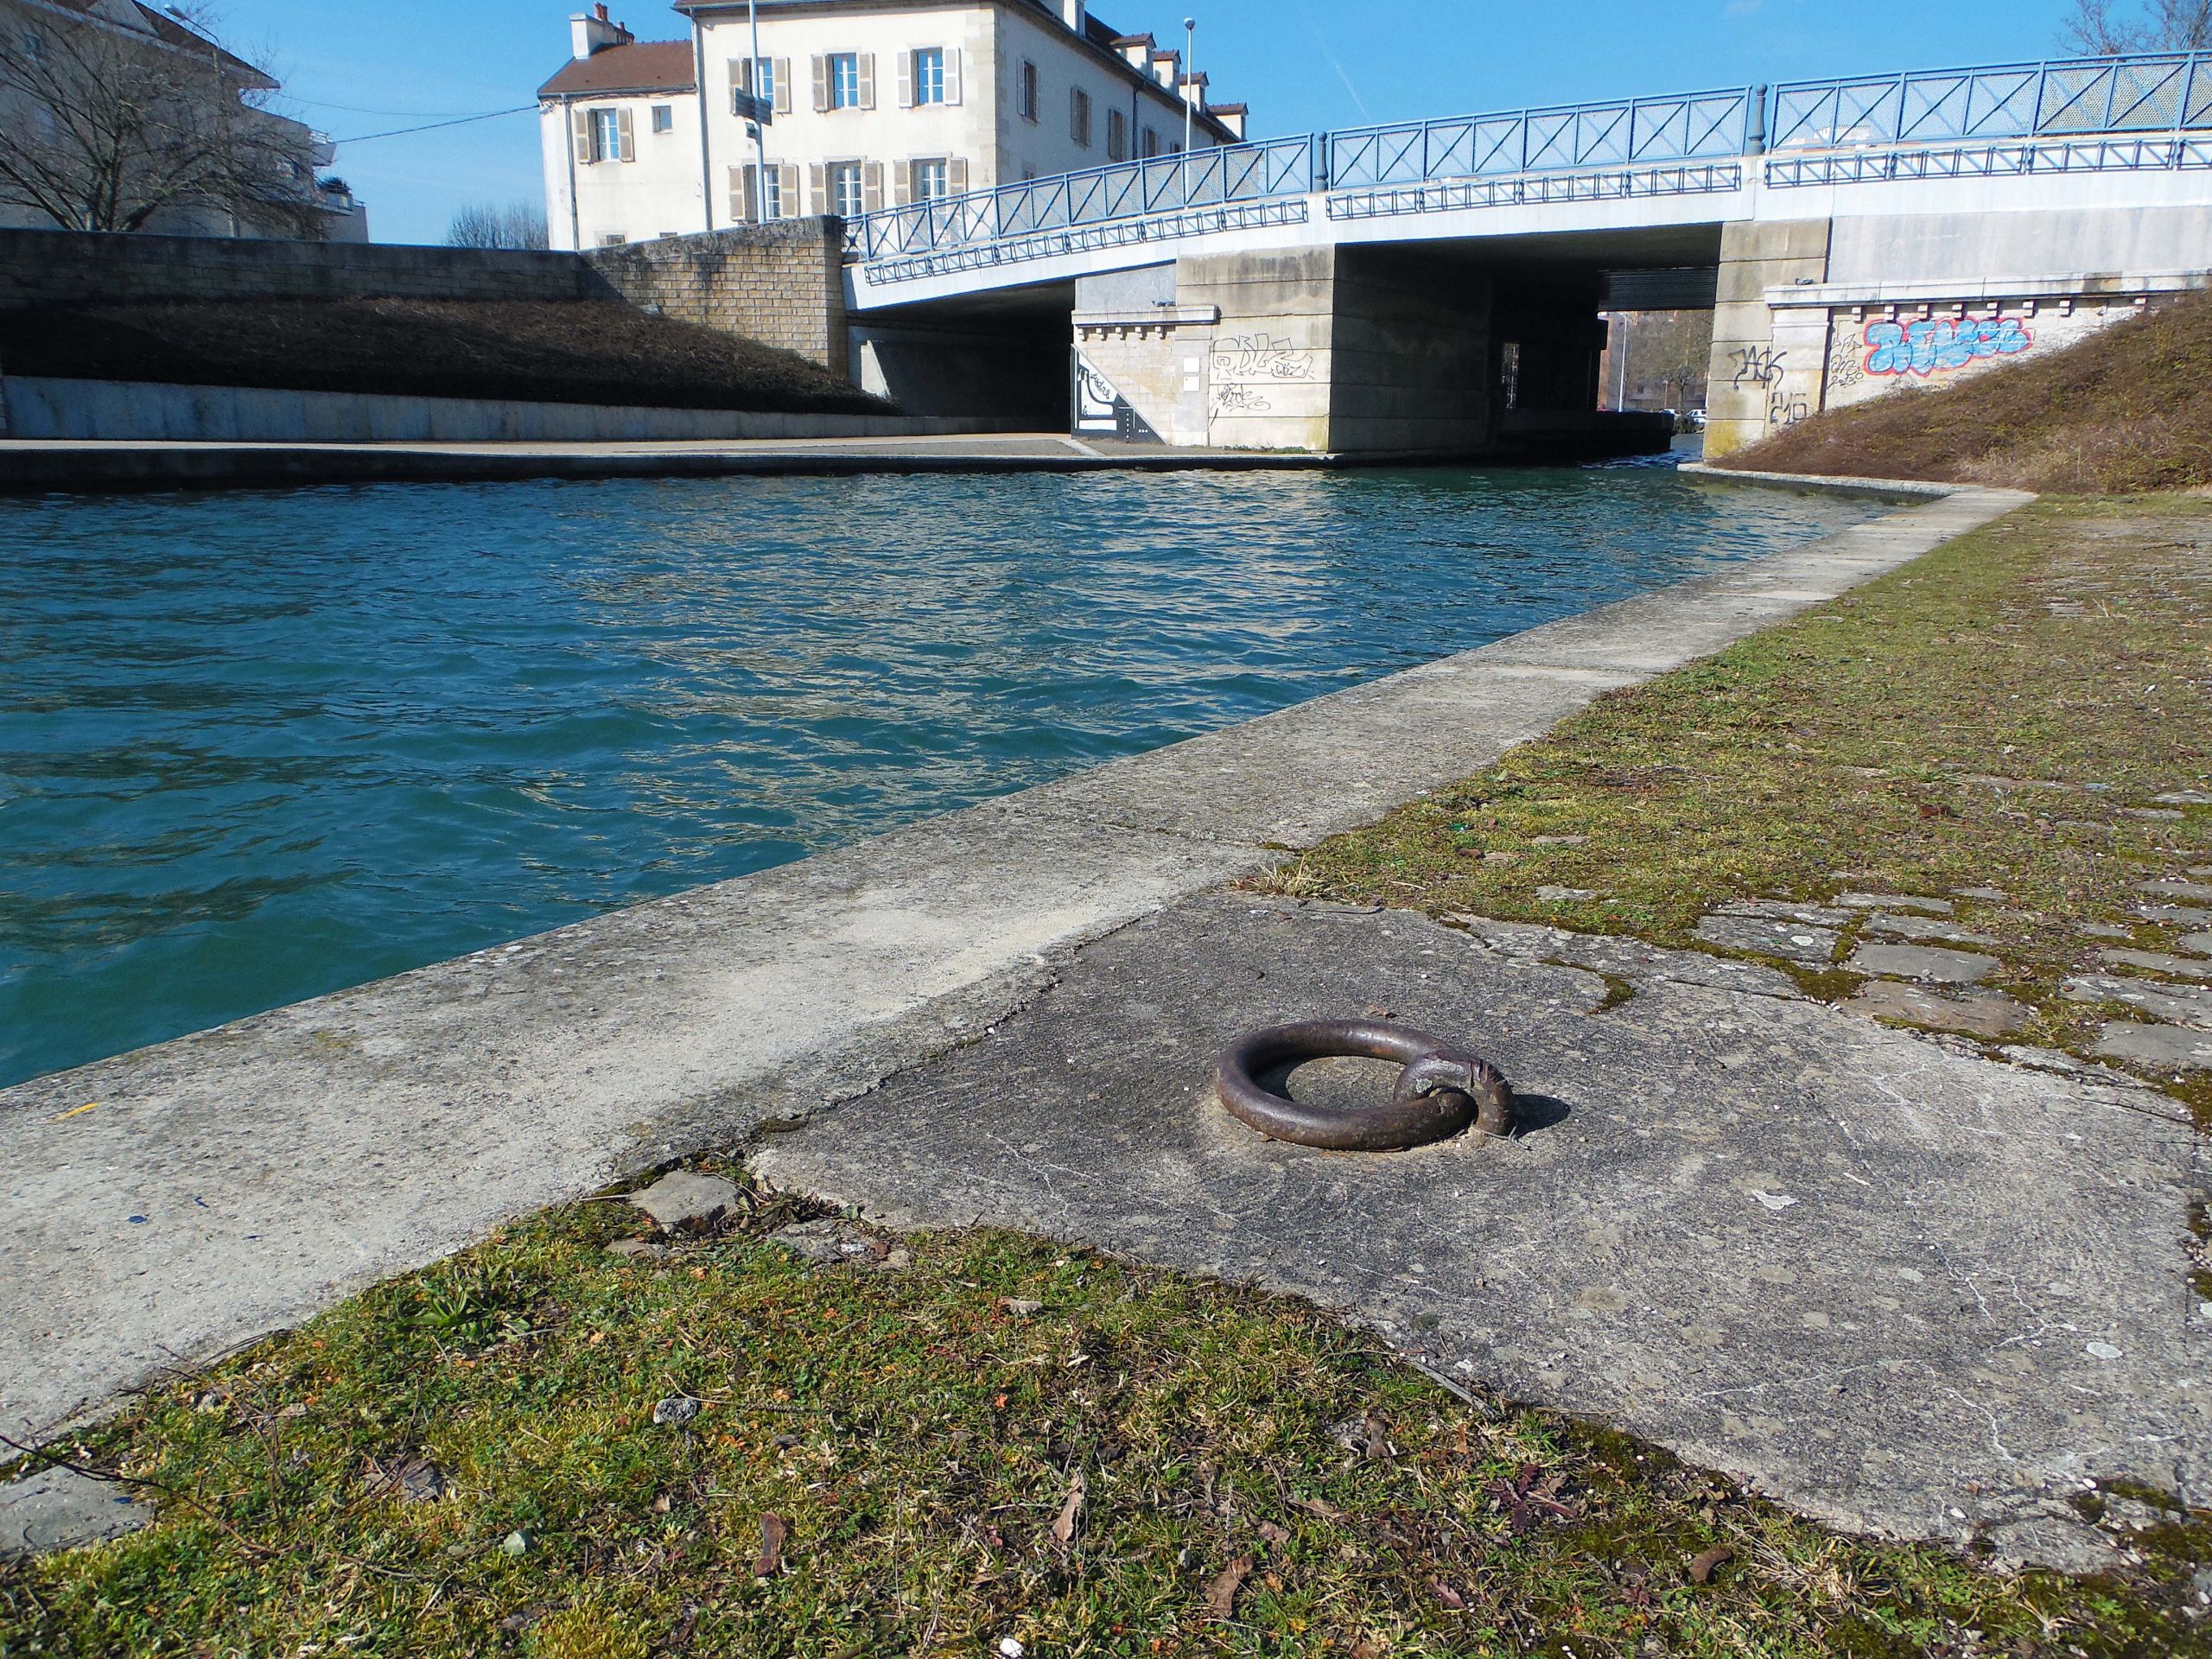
0;0;365;240
539;0;1247;250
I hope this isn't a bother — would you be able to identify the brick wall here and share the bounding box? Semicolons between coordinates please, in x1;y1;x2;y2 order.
582;221;849;377
0;228;594;310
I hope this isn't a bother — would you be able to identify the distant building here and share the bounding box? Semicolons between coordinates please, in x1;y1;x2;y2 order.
539;0;1247;250
0;0;365;240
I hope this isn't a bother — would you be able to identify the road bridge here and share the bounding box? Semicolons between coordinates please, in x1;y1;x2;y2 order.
830;53;2212;457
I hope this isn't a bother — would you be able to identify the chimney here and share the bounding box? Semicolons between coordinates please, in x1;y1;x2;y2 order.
1058;0;1084;31
570;4;628;60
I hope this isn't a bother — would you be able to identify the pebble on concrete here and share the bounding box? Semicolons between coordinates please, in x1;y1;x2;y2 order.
2140;879;2212;904
1713;899;1853;927
2099;949;2212;982
1864;914;1999;946
1845;944;2001;985
772;1217;911;1271
2094;1021;2212;1070
1845;980;2029;1039
629;1171;741;1235
2063;974;2212;1030
1838;892;1954;915
1693;913;1840;965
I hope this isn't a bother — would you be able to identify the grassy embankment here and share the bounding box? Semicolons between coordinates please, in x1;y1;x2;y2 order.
0;298;889;416
4;1177;2209;1658
1711;286;2212;493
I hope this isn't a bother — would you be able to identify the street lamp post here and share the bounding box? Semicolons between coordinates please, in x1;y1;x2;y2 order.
1182;16;1195;202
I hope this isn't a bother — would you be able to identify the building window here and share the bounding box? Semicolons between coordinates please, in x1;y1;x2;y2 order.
747;57;777;107
1500;340;1522;410
1141;126;1162;158
1071;87;1091;148
1107;107;1128;162
600;232;626;245
914;47;946;105
830;52;862;109
830;160;866;219
1016;58;1038;123
590;107;622;162
651;104;674;134
760;165;784;219
911;157;950;200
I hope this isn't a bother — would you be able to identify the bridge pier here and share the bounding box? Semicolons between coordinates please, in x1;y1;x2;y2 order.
1702;219;1831;459
1072;247;1644;459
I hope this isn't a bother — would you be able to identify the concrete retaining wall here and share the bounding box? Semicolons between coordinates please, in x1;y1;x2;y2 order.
1;376;1027;445
0;228;593;309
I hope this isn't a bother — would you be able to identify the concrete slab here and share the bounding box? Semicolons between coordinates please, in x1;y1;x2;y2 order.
0;480;2032;1452
757;893;2209;1572
0;1466;150;1560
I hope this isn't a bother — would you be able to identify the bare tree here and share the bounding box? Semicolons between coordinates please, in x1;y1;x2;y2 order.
0;2;326;237
2063;0;2212;52
447;200;550;251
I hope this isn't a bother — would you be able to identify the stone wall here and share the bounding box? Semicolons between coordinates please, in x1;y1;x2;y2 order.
0;228;592;311
1702;219;1832;460
584;221;849;376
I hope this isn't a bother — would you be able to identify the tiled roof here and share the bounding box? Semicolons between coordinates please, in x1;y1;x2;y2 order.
539;41;697;99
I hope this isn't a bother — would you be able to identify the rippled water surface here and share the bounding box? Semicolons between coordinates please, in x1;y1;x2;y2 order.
0;466;1878;1086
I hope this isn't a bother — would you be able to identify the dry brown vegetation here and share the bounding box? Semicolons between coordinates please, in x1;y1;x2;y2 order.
1713;286;2212;493
0;296;890;415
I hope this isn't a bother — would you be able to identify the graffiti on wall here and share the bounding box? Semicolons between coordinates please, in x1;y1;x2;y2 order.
1729;346;1786;389
1863;316;2033;378
1210;334;1315;385
1074;353;1160;442
1767;389;1809;429
1211;384;1273;416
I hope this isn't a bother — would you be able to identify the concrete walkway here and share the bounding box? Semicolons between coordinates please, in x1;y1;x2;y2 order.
755;893;2205;1573
0;482;2023;1465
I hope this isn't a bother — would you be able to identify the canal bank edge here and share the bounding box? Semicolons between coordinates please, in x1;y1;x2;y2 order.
0;479;2028;1454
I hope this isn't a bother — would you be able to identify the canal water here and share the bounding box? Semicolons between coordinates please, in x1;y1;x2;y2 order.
0;466;1878;1088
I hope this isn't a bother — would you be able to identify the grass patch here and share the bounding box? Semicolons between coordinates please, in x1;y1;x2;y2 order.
0;298;890;416
1256;495;2210;1112
5;1167;2209;1656
1712;287;2212;493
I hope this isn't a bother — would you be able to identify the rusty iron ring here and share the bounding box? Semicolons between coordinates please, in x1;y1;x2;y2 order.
1214;1019;1516;1152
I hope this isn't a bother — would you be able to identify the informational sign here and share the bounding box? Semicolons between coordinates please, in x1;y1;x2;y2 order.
732;90;774;126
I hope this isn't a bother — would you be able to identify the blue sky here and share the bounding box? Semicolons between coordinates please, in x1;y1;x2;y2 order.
219;0;2102;245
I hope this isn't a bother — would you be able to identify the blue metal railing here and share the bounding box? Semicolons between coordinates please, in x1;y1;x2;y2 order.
1769;52;2212;149
844;51;2212;278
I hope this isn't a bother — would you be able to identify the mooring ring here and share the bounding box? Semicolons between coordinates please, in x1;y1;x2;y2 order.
1214;1019;1516;1152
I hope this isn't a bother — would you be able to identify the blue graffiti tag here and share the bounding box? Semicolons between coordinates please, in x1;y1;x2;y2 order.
1863;316;2034;378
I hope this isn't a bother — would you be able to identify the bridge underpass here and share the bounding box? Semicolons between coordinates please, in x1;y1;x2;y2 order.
830;52;2212;458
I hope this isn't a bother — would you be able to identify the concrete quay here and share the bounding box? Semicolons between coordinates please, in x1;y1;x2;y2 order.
0;478;2022;1465
0;434;1344;493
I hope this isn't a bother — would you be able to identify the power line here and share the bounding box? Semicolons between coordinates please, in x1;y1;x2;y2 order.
334;106;537;144
290;96;515;118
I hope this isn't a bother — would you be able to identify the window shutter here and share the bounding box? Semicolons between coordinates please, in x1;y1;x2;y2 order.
947;156;968;197
857;53;875;111
733;165;755;222
573;108;593;165
773;60;792;114
808;162;827;214
861;160;883;213
616;108;635;162
943;48;962;106
779;164;799;217
728;57;747;99
896;50;912;109
893;160;912;207
811;54;829;112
